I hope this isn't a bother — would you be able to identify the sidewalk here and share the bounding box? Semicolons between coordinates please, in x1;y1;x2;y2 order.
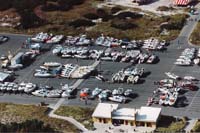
85;123;155;133
184;119;198;133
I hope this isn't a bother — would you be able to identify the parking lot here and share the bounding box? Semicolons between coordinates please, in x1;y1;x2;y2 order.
0;33;200;118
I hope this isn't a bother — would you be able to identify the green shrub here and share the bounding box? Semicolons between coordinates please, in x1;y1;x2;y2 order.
0;0;12;11
83;13;99;20
160;14;187;30
111;19;137;30
115;11;143;19
41;2;59;11
57;0;84;11
157;6;174;11
0;119;55;132
192;121;200;132
111;6;122;14
69;19;95;28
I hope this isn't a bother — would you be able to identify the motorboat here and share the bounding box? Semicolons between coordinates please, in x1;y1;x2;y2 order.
75;35;91;46
112;88;124;95
183;76;198;81
91;87;102;99
24;83;37;93
80;88;91;98
6;82;14;92
101;56;112;61
194;58;200;65
147;55;158;64
8;64;23;70
61;54;72;58
43;62;62;67
165;72;180;80
46;35;64;44
98;90;111;101
46;89;62;98
31;32;50;43
124;89;133;97
18;82;26;92
95;35;105;46
34;71;54;78
52;45;63;55
127;75;139;84
12;84;19;93
109;95;127;103
95;74;106;82
0;35;9;43
32;89;49;97
61;84;74;98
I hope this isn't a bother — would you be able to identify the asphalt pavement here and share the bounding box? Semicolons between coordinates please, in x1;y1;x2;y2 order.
1;12;200;119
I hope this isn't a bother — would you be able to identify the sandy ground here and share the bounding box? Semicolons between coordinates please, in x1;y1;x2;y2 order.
100;0;186;15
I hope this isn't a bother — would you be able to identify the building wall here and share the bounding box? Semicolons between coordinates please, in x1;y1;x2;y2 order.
93;116;157;128
136;121;156;128
92;117;112;124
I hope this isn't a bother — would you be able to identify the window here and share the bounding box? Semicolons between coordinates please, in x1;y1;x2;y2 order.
147;122;152;127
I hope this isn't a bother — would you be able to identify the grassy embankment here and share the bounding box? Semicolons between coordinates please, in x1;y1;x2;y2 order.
190;21;200;45
0;0;187;41
55;106;94;130
156;115;187;132
0;103;78;132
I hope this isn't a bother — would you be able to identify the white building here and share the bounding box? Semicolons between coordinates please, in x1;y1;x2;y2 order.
92;103;161;128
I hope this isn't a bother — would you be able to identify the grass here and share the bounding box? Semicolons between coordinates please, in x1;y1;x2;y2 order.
87;14;185;41
156;116;186;132
0;1;187;41
190;21;200;45
192;120;200;132
0;103;78;132
55;106;94;130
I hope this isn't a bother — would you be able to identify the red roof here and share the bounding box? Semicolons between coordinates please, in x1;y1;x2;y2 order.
174;0;190;5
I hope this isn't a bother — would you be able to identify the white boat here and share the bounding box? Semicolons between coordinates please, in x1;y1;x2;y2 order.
165;72;180;80
32;89;49;97
194;58;200;65
109;95;127;103
74;54;88;59
52;45;63;55
34;71;54;78
8;64;23;70
24;83;37;93
183;76;198;81
47;89;62;98
91;87;102;98
124;89;133;97
18;82;26;92
147;55;157;64
61;54;72;58
43;62;62;67
112;88;124;95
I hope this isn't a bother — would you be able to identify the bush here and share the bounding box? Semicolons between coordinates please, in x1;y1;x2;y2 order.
115;11;143;19
41;2;59;11
0;0;12;11
192;121;200;132
96;8;108;18
69;19;95;28
13;0;45;11
0;119;55;132
111;6;122;14
57;0;84;11
157;6;174;11
111;19;137;30
160;14;187;30
83;13;99;20
19;10;45;29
